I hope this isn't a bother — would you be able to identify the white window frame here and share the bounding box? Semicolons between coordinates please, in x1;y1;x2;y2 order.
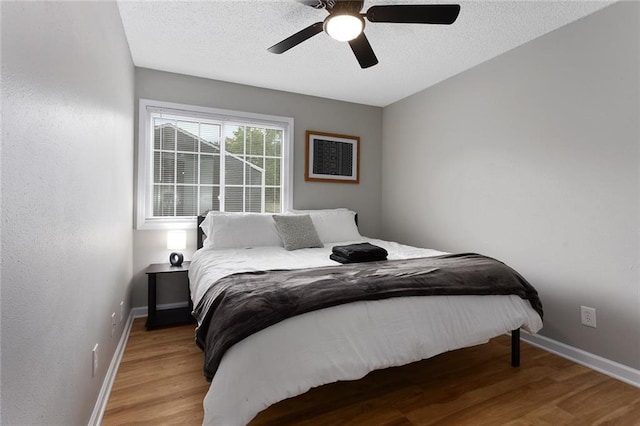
136;99;294;230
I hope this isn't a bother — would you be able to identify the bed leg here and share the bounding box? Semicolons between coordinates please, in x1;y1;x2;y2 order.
511;328;520;367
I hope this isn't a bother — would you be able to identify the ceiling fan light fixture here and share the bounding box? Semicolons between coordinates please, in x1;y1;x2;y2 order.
324;14;364;42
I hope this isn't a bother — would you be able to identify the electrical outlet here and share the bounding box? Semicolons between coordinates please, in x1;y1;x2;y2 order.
120;301;124;323
111;312;117;337
92;344;99;377
581;306;597;328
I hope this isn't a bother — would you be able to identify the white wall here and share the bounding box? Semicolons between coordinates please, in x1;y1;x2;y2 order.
381;2;639;370
1;1;134;424
132;68;383;308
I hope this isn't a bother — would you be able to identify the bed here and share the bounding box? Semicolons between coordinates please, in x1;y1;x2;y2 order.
189;209;543;426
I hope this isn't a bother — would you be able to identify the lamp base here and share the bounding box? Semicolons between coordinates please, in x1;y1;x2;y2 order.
169;252;184;266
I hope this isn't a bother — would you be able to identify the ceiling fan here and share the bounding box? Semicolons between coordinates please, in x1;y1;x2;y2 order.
267;0;461;69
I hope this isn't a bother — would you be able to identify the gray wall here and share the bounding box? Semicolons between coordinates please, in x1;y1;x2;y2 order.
132;68;383;307
1;1;134;424
381;2;639;370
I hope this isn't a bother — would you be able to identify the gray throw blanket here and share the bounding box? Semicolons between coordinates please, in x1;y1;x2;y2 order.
193;253;543;381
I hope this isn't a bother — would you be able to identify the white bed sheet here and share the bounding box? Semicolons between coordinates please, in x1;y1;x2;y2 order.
189;239;543;426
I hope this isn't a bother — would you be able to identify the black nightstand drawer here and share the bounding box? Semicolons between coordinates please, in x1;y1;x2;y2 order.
148;307;194;329
145;262;196;330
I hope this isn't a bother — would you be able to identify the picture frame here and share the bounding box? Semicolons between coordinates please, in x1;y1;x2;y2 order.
305;130;360;184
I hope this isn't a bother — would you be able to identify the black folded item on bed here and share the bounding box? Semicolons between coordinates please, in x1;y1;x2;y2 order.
194;253;543;381
331;242;388;263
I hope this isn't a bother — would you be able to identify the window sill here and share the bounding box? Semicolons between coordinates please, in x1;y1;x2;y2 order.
136;217;197;231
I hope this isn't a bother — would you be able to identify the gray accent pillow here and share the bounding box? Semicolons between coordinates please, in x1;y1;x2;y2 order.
272;214;323;251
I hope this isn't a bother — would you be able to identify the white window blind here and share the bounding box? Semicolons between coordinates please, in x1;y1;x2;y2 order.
136;99;293;230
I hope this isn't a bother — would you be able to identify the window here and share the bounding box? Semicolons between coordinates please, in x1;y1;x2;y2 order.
136;99;293;229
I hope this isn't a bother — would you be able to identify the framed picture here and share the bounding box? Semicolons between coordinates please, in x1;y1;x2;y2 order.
305;130;360;184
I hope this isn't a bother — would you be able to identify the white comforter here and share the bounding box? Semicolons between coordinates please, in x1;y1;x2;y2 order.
189;238;543;426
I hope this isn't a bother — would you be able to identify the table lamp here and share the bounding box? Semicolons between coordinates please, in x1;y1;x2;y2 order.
167;230;186;266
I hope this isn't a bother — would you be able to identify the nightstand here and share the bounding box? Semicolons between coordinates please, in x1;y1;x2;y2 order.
145;261;195;330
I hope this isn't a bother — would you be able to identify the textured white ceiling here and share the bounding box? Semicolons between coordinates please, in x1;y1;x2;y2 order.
117;0;614;107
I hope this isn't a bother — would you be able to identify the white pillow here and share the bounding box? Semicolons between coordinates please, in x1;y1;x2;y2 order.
200;212;283;249
199;211;219;241
287;208;361;243
200;211;234;247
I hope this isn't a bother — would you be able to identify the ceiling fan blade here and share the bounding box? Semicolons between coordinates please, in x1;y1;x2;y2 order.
348;32;378;69
267;22;324;54
366;4;461;24
294;0;324;8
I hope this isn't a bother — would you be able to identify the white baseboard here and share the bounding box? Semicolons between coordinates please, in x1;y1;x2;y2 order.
88;310;136;426
521;332;640;389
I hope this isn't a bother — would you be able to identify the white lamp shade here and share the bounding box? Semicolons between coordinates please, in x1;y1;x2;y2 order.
325;14;363;42
167;230;187;250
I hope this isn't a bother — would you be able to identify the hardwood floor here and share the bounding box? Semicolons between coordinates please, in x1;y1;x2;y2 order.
103;318;209;425
103;318;640;425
